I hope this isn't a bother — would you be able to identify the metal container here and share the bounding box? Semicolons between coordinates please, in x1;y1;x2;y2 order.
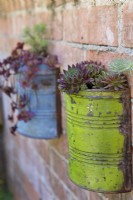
16;64;61;139
66;89;132;193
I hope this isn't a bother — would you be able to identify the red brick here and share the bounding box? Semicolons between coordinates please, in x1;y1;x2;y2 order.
45;0;53;7
122;2;133;48
55;0;71;6
7;38;22;53
50;147;68;179
49;170;72;200
96;0;111;5
2;1;10;13
12;0;21;11
88;6;118;46
50;148;89;199
46;0;71;7
49;134;68;159
39;180;55;200
48;43;84;69
122;192;133;200
0;17;9;36
128;71;133;88
33;0;44;7
51;11;63;40
24;0;34;9
86;50;133;66
35;11;62;40
10;13;38;38
34;11;53;39
14;162;40;200
8;0;22;12
35;11;63;40
0;38;9;52
37;163;53;194
18;0;27;10
5;0;15;12
104;193;122;200
87;50;133;91
89;192;102;200
13;179;30;200
33;140;50;165
63;8;89;43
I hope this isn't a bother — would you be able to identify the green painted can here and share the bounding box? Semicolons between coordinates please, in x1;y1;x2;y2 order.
66;89;132;193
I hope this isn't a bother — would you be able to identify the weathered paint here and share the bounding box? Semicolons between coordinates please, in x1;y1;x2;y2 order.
16;64;62;139
66;89;132;193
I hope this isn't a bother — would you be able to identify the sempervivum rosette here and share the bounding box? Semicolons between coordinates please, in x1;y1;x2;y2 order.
58;63;93;94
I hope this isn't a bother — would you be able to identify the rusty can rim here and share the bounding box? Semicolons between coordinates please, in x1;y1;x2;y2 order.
66;89;130;99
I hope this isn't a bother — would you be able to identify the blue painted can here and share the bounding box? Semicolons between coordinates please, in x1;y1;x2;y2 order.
16;64;61;139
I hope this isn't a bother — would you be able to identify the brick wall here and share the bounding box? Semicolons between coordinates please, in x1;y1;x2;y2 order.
0;0;133;200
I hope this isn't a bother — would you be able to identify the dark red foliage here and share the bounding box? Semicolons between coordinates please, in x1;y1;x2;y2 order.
8;115;14;122
17;111;34;122
11;102;17;112
2;86;16;97
10;125;17;135
18;94;28;109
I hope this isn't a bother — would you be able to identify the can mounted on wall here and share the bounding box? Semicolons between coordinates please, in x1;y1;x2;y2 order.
16;64;62;139
66;89;132;193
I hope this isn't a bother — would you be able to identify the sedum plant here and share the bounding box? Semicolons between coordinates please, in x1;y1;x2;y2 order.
58;60;129;94
23;23;47;56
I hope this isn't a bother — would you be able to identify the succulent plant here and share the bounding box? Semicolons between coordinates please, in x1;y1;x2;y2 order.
109;58;133;74
58;64;93;94
84;60;107;88
100;74;129;90
58;60;129;94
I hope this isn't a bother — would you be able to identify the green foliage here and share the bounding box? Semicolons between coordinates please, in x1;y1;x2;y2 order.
109;58;133;74
23;23;47;55
0;190;13;200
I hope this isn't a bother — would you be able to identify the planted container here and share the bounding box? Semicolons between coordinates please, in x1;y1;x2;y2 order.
0;39;62;138
58;60;132;193
66;89;132;193
16;64;61;139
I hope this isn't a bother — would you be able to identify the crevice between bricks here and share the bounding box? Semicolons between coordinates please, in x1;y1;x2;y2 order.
46;163;79;200
50;145;68;163
48;40;133;55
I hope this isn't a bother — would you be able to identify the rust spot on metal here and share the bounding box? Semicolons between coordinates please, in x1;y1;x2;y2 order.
99;112;102;116
106;111;111;114
118;90;132;192
70;96;76;104
88;111;94;116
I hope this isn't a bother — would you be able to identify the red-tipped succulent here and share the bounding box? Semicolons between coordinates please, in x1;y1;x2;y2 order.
58;60;129;95
58;64;93;94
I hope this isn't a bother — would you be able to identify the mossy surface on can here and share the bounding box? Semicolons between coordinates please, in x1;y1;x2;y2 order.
66;89;132;193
